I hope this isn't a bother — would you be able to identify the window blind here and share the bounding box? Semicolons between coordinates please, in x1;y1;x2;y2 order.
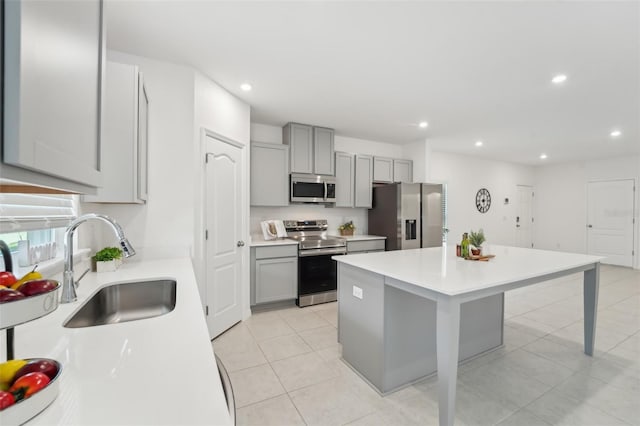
0;193;76;232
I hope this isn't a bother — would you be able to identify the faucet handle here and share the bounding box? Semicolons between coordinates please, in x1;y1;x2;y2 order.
75;267;91;288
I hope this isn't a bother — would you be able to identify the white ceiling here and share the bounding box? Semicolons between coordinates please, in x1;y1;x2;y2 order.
106;1;640;165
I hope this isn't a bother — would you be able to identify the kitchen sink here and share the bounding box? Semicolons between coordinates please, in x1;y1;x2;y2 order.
63;279;177;328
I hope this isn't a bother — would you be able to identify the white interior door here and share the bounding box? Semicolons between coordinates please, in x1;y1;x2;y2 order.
587;179;635;267
516;185;534;248
205;133;244;338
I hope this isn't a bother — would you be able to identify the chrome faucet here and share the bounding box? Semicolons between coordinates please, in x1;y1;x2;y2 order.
61;213;136;303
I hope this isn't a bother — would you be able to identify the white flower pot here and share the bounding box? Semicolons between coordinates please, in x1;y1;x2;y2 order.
96;259;118;272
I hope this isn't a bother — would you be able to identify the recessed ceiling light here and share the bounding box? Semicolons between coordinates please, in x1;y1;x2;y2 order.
539;153;548;160
610;129;622;138
551;74;567;84
240;83;252;91
418;121;428;129
475;141;483;147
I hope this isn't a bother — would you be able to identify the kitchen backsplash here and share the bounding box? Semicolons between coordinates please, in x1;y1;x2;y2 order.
250;206;368;236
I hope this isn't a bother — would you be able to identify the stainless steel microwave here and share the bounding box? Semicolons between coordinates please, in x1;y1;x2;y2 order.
290;174;336;203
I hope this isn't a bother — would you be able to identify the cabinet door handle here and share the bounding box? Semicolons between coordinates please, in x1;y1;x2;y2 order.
237;241;245;247
587;224;593;228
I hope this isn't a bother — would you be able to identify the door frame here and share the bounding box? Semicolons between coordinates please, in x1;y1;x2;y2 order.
586;178;636;268
196;128;251;338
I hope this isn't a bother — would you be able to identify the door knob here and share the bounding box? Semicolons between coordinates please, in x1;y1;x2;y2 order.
237;241;245;247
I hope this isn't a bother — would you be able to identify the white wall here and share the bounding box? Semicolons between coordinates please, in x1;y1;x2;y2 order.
533;162;588;254
82;52;253;312
251;206;368;237
251;122;282;144
81;51;196;257
429;151;535;247
403;139;430;182
534;155;640;269
334;135;404;158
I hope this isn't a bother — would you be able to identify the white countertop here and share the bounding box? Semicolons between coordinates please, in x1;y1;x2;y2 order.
250;235;298;247
2;257;231;426
335;244;603;296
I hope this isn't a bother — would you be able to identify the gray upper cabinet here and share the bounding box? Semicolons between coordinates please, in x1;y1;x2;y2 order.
335;152;355;207
393;159;413;183
313;127;335;175
283;123;334;175
83;62;148;203
373;157;413;183
337;152;373;208
354;154;373;208
137;74;150;201
283;123;313;174
2;0;104;193
373;157;394;183
250;142;289;206
354;154;374;208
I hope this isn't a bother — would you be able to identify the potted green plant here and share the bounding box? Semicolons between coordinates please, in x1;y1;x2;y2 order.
338;221;355;236
469;229;486;256
92;247;123;272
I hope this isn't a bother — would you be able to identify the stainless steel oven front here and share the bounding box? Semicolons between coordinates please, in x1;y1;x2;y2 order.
297;247;345;307
284;219;345;307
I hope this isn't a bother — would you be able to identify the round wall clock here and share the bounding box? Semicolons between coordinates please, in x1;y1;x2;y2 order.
476;188;491;213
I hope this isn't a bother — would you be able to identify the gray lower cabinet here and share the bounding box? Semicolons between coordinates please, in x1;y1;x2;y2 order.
83;61;149;203
335;152;355;207
347;239;385;254
250;142;289;206
354;154;374;208
393;159;413;183
251;245;298;305
2;0;104;193
338;264;503;394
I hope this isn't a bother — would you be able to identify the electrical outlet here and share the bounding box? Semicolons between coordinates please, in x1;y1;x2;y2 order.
352;285;363;299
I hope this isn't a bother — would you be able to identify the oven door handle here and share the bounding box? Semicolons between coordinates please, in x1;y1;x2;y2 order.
299;248;347;257
323;181;328;200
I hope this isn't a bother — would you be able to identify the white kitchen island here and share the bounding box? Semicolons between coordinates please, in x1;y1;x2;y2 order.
334;245;602;426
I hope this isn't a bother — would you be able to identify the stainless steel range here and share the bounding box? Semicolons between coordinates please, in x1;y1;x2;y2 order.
284;219;346;307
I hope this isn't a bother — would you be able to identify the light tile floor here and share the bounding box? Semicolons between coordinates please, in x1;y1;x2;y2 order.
212;265;640;426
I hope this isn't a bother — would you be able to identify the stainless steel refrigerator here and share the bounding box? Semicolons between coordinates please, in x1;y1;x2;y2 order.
368;183;445;250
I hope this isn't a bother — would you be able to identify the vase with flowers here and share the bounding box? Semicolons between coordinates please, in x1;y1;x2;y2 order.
338;221;355;236
469;229;486;256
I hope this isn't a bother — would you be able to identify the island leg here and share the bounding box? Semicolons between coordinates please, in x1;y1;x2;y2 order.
437;297;461;426
584;263;600;356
